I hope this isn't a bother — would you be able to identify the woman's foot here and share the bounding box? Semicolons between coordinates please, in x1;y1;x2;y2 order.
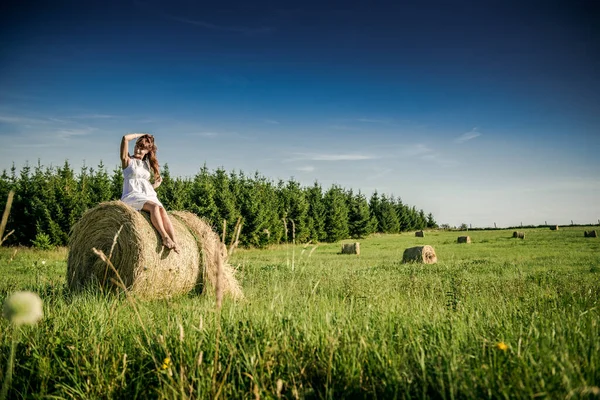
162;236;181;254
162;236;176;250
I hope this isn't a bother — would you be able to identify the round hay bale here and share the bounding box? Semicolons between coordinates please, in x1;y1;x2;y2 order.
67;201;242;300
341;242;360;255
584;230;597;238
457;236;471;244
402;245;437;264
549;225;559;231
512;231;525;239
415;231;424;237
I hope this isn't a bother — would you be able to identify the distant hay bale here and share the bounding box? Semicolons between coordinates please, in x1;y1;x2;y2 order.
341;242;360;255
584;230;598;238
67;201;242;300
415;231;424;237
402;245;437;264
549;225;559;231
457;236;471;244
512;231;525;239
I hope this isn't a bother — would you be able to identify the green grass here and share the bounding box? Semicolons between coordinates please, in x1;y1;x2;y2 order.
1;227;599;399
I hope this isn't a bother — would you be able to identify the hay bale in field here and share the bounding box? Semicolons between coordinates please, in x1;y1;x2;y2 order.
402;245;437;264
67;201;242;300
549;225;559;231
341;242;360;255
415;230;424;237
512;231;525;239
457;236;471;244
584;230;597;238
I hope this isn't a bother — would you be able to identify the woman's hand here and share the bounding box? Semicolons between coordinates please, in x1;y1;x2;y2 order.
153;175;163;189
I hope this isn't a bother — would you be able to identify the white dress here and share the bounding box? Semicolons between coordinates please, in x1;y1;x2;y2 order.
121;158;163;210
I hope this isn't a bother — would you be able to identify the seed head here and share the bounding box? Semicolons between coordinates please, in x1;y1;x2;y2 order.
3;291;43;326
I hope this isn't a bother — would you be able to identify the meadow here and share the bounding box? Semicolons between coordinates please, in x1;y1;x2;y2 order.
1;227;599;399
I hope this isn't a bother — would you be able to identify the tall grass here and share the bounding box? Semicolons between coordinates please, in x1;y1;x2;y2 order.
1;227;599;398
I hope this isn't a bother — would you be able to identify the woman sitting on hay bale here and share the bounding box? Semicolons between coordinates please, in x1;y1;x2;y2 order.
120;133;179;253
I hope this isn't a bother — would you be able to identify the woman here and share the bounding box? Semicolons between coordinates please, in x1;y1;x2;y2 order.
120;133;179;252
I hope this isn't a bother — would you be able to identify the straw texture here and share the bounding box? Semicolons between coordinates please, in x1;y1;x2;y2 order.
67;201;242;299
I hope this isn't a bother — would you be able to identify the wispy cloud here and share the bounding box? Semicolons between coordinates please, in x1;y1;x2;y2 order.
56;127;97;139
399;143;434;157
455;128;482;143
292;152;377;161
329;125;360;131
194;131;220;137
263;119;280;125
356;118;390;124
296;166;315;172
68;114;120;120
0;114;50;125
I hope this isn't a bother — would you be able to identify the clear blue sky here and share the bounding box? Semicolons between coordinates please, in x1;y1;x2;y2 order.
1;0;598;227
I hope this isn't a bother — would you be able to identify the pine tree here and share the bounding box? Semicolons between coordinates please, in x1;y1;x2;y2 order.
377;194;400;233
111;165;124;200
323;185;349;242
279;179;309;243
212;167;240;244
426;212;438;228
90;161;114;205
348;190;373;238
305;182;326;242
189;164;219;223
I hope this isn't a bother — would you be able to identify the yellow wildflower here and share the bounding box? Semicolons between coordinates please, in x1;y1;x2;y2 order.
161;357;171;370
496;342;508;351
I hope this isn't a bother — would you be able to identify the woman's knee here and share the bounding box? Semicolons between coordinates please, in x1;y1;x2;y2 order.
143;202;161;215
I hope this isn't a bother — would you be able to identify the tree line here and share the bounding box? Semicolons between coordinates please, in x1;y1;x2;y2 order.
0;160;437;247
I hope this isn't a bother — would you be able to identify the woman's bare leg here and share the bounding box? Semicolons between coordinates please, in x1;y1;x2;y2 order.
159;207;179;252
142;202;176;250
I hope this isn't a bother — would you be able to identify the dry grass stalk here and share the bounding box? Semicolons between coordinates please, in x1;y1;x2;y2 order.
222;219;227;244
457;236;471;244
227;217;242;256
341;242;360;255
291;219;296;271
512;231;525;239
0;190;15;246
415;230;424;237
402;245;437;264
68;201;242;300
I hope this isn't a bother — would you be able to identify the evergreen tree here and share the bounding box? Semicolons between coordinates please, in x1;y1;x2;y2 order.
369;191;381;232
348;190;373;238
323;185;349;242
426;212;438;228
239;173;281;247
89;161;114;205
212;167;240;244
189;164;219;223
305;182;326;242
111;165;124;200
278;178;309;243
395;198;410;232
377;194;400;233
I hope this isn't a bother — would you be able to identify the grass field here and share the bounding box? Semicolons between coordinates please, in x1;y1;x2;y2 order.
1;227;599;399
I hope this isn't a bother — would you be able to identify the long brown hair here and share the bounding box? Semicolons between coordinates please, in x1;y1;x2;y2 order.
135;135;160;178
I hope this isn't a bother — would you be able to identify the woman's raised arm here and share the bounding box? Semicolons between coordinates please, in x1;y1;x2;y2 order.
120;133;146;169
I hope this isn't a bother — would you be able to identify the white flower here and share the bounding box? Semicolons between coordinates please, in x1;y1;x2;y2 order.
2;291;43;326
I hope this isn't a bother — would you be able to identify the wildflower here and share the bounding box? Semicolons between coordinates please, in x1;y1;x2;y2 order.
161;357;171;370
2;291;43;326
496;342;508;351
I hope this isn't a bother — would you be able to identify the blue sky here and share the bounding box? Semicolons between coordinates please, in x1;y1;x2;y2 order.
1;0;598;227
